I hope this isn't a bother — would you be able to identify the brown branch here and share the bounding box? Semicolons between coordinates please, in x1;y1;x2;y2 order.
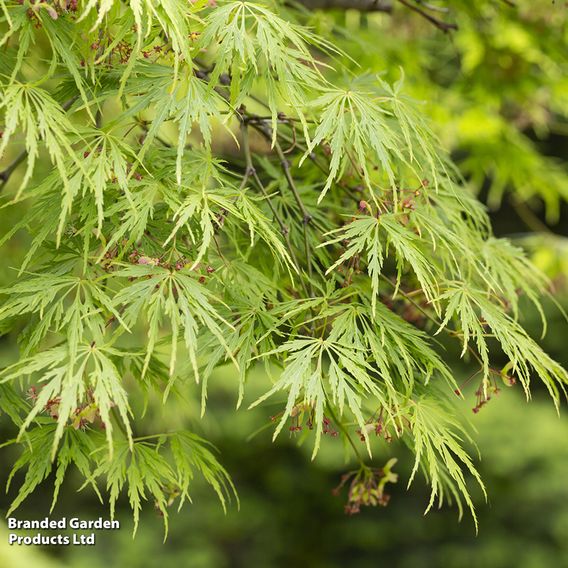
397;0;457;32
240;122;308;296
0;95;80;192
413;0;449;13
0;150;27;189
273;139;315;299
297;0;392;12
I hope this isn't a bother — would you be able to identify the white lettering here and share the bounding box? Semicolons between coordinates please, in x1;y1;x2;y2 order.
68;517;119;530
72;533;95;545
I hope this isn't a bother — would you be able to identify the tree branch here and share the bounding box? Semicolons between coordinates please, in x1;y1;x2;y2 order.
0;95;80;192
396;0;457;32
297;0;459;34
273;139;315;299
240;121;308;295
298;0;392;12
0;150;27;189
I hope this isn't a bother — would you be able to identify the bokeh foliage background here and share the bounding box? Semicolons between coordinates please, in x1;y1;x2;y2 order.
1;1;568;566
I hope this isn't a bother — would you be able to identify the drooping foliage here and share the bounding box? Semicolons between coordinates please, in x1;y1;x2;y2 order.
0;0;566;532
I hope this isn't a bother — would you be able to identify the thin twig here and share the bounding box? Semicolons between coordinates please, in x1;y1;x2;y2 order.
273;139;315;299
0;95;79;191
509;195;552;235
326;401;367;467
0;150;27;189
414;0;449;13
137;119;173;148
397;0;457;32
240;122;307;295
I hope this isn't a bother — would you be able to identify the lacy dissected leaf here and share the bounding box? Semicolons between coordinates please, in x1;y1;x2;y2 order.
113;264;236;379
438;284;568;403
94;432;236;537
0;83;83;196
5;424;102;516
305;86;400;199
405;395;486;531
0;344;133;456
0;270;125;355
169;431;236;511
94;439;178;537
79;0;197;64
251;335;384;458
198;0;332;138
322;213;440;315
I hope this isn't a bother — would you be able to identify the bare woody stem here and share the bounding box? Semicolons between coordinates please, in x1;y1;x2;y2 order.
273;139;315;299
245;118;317;298
298;0;392;11
298;0;458;31
240;121;309;296
396;0;458;32
0;150;27;189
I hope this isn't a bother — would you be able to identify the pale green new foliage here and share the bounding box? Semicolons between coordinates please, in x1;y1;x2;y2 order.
113;263;235;380
91;431;234;537
198;0;332;140
306;84;405;199
0;343;133;457
0;84;81;197
0;0;566;533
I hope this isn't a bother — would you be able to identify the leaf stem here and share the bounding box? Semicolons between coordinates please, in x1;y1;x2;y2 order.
326;401;367;468
273;139;315;299
240;121;307;295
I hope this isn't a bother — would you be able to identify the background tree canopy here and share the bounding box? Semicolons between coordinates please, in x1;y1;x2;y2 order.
0;0;567;564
